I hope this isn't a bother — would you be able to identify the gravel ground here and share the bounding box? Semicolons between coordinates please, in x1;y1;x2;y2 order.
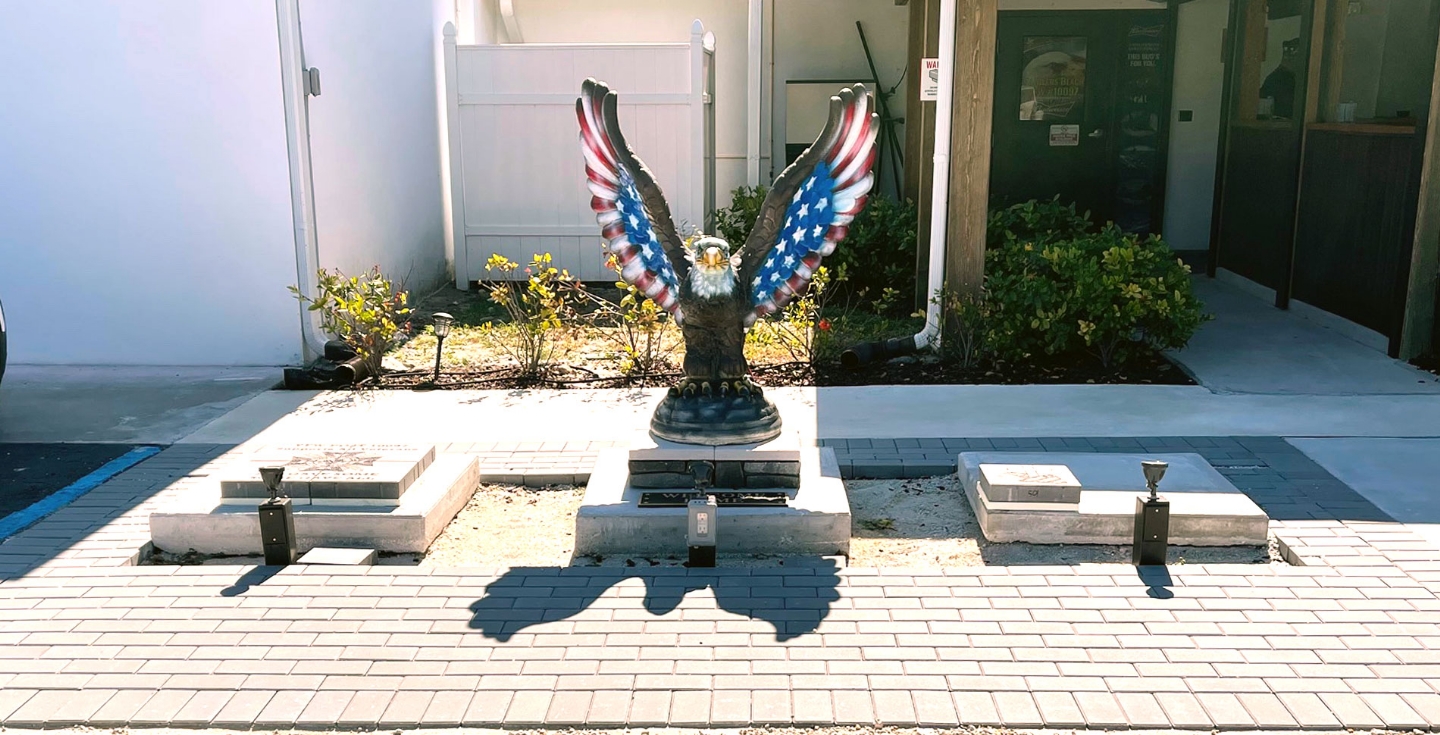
411;477;1278;568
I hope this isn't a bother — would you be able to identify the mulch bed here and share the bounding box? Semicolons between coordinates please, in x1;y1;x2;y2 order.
373;350;1191;390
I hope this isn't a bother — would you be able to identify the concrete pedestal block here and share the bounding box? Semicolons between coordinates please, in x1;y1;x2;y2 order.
576;446;850;556
957;452;1268;546
150;455;478;555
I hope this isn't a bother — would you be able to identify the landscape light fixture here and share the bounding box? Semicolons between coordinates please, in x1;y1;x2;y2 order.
431;312;454;384
1133;460;1170;566
257;466;297;566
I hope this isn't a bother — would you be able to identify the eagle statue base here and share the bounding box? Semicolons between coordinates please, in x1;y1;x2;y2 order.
650;389;782;446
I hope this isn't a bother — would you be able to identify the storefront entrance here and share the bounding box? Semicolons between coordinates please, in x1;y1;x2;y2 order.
990;10;1171;232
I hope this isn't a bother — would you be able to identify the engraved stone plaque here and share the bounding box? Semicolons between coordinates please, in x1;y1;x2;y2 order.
220;444;436;501
977;463;1082;505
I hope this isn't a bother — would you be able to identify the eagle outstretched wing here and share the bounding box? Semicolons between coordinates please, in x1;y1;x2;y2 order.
740;85;878;326
577;78;688;321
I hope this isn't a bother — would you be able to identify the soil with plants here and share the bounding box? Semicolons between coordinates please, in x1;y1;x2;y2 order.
302;198;1208;390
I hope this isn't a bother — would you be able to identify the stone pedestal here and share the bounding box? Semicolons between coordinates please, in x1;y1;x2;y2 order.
957;452;1268;546
575;434;850;556
150;443;477;555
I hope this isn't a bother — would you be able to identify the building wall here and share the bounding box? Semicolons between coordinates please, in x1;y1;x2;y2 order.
1163;0;1228;253
0;0;301;365
299;0;450;292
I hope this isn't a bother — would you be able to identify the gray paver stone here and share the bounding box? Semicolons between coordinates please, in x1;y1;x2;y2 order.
585;690;630;726
912;690;960;726
462;690;512;726
993;691;1043;727
1318;692;1384;729
211;690;274;728
669;690;712;726
1195;692;1255;728
752;689;793;724
627;690;669;726
129;689;197;727
545;690;592;726
297;689;354;726
172;690;234;727
710;689;752;726
1360;692;1428;729
253;690;314;728
87;689;155;728
1115;692;1171;728
1033;691;1085;727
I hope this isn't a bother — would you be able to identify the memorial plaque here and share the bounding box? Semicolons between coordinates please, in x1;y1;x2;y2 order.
977;463;1082;504
220;444;436;502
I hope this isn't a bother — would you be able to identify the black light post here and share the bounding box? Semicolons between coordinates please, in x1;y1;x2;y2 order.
1133;460;1171;566
258;466;297;566
431;312;454;385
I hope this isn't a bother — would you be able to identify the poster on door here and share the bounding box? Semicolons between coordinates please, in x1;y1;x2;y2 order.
1112;20;1166;234
1019;36;1087;121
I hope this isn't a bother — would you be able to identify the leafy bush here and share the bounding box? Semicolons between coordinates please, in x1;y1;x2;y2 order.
715;186;918;316
983;223;1208;368
480;253;575;377
987;197;1093;249
714;186;767;246
747;266;840;366
827;195;918;315
291;266;411;381
574;266;678;378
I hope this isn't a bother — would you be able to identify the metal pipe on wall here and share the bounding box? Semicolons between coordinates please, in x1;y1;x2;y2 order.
275;0;329;362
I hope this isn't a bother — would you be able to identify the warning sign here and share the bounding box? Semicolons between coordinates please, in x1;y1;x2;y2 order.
920;58;940;101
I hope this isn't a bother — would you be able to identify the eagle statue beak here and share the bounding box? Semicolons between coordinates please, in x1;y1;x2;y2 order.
701;246;726;269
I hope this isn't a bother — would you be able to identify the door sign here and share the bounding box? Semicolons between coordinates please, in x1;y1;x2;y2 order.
1049;124;1080;146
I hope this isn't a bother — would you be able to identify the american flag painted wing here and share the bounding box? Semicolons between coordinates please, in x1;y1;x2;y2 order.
742;85;878;326
577;78;687;321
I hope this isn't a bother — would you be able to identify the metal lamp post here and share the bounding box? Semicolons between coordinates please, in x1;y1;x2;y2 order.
431;312;454;384
258;466;297;566
1133;460;1170;566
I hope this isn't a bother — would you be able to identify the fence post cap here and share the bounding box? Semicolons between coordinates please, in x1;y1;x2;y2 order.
443;21;457;39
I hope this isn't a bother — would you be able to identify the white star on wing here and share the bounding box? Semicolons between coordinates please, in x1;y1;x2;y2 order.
797;204;809;218
812;224;824;237
817;197;829;210
804;177;815;192
791;229;804;244
784;255;795;266
628;214;640;227
770;272;781;282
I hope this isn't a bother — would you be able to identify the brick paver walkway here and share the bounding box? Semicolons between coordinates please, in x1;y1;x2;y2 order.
0;437;1437;730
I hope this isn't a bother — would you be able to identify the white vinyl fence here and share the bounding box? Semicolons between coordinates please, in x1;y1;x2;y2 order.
444;21;715;284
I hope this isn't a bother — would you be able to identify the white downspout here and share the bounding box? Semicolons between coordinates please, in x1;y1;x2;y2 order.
912;0;956;352
498;0;522;43
275;0;328;362
746;0;763;187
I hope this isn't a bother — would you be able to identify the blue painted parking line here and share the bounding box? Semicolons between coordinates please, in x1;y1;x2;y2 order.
0;445;161;541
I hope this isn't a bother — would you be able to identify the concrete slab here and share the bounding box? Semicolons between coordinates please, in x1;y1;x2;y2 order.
0;365;277;443
298;547;376;565
958;452;1268;545
149;454;478;554
219;443;436;503
1168;277;1440;395
176;386;1440;450
575;447;851;556
1287;437;1440;545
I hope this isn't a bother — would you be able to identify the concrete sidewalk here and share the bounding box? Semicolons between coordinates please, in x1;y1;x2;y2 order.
1169;278;1440;395
0;366;277;444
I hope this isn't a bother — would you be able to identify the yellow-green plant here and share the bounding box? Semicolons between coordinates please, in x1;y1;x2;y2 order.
935;287;992;369
290;266;411;382
748;265;841;367
480;253;575;378
576;274;677;378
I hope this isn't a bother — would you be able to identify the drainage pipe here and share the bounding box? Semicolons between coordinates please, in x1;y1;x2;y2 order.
841;0;955;368
275;0;328;362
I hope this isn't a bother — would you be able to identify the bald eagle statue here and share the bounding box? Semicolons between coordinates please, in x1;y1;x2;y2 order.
577;79;878;445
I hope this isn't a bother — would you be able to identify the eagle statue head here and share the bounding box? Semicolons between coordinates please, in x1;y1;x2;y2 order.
686;236;739;300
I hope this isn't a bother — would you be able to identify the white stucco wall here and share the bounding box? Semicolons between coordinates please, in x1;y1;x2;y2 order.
299;0;450;293
1163;0;1227;252
0;0;301;366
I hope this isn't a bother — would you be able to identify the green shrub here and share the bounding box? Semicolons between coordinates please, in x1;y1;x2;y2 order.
986;197;1093;249
480;253;575;378
574;272;677;378
714;186;918;316
984;224;1208;368
290;266;412;381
